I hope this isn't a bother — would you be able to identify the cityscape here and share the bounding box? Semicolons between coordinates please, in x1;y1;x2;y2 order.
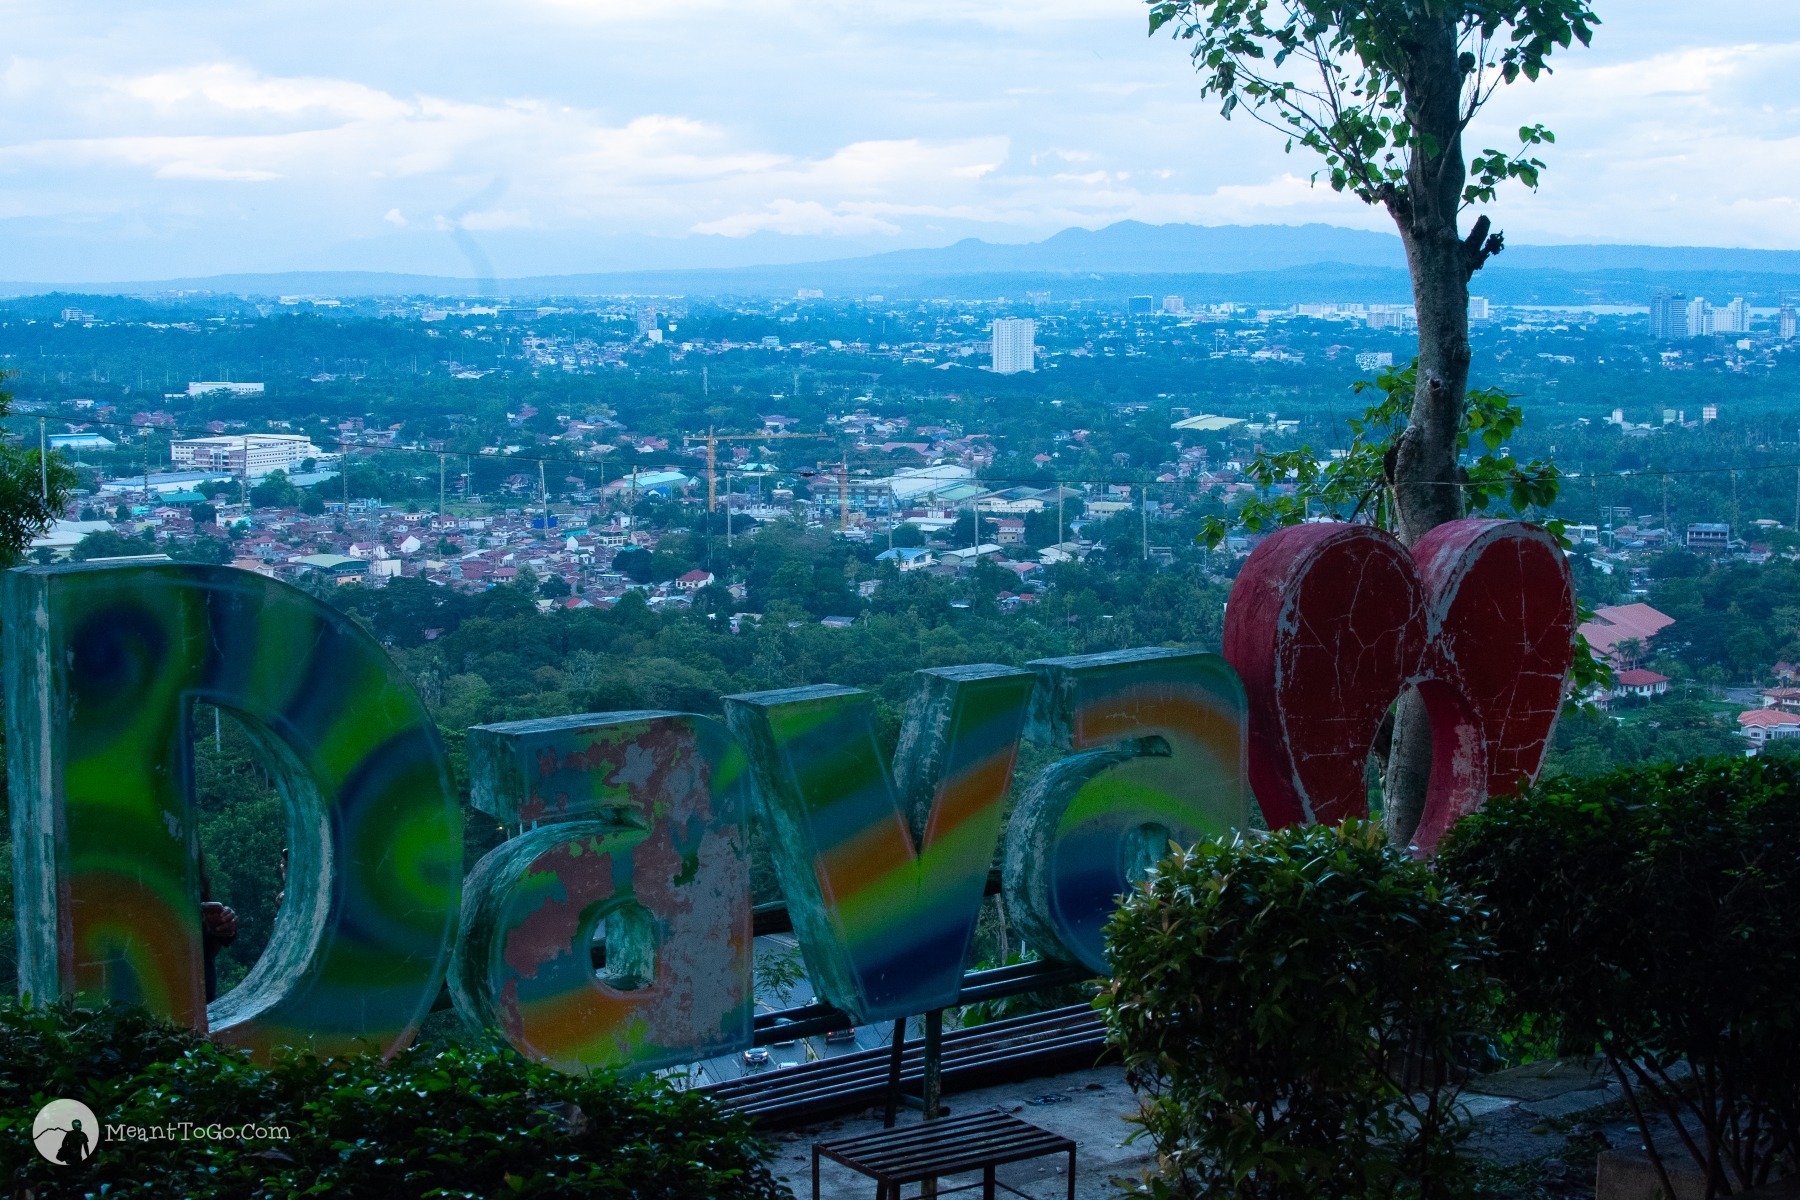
4;1;1800;1199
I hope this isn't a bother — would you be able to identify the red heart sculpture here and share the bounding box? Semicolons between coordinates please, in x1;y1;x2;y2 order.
1224;519;1576;853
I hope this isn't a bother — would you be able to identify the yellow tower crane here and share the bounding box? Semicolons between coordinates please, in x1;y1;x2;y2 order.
683;427;831;512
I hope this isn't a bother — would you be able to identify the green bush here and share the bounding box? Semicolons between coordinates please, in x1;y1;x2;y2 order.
0;1001;786;1199
1439;757;1800;1198
1097;821;1491;1200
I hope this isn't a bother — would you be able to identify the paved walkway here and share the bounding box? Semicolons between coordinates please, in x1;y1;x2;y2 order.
773;1065;1151;1200
776;1057;1641;1199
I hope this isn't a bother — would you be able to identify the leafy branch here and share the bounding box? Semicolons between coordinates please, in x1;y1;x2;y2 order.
1196;360;1561;549
1196;360;1610;699
1145;0;1596;226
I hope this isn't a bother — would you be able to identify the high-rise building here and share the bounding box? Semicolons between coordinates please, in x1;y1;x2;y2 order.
991;318;1037;374
1715;297;1748;334
1686;296;1713;338
1649;288;1686;340
1126;296;1155;317
1780;305;1797;340
1469;297;1490;320
1162;295;1185;315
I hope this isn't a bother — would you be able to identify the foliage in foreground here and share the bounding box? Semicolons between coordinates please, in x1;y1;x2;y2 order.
0;1001;786;1199
1440;757;1800;1199
1098;821;1491;1200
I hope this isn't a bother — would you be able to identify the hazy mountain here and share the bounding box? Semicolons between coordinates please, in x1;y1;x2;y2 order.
5;221;1799;304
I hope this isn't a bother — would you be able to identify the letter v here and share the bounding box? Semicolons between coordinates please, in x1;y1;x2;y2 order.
724;665;1033;1022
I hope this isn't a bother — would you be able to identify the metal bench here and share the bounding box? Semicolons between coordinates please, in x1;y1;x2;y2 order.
701;1004;1110;1129
812;1108;1076;1200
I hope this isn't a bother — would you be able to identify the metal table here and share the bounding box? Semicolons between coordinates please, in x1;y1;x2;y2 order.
812;1108;1076;1200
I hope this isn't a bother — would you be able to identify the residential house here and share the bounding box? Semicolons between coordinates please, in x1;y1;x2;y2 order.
1614;669;1671;700
1578;603;1676;669
1739;708;1800;749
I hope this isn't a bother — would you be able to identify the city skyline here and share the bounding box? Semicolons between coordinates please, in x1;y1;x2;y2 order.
2;1;1797;281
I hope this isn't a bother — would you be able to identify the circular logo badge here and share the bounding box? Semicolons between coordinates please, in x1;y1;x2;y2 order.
32;1098;99;1165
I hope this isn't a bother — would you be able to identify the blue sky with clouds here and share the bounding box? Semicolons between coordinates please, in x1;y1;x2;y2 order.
3;0;1795;280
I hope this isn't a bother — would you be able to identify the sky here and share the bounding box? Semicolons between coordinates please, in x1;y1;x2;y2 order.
2;0;1796;281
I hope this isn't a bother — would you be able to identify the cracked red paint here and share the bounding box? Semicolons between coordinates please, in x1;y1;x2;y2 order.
1225;520;1576;852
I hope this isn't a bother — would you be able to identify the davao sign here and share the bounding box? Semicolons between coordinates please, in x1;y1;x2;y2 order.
4;519;1574;1072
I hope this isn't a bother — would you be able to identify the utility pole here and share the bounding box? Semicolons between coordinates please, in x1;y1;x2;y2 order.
1731;469;1740;541
702;365;709;395
540;459;550;540
838;455;849;533
725;469;733;550
1141;485;1149;560
1058;489;1065;556
438;454;446;520
38;418;47;501
706;425;717;512
1663;475;1670;537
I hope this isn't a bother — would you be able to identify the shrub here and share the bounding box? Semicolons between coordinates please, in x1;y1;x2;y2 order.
1098;821;1491;1200
0;1000;786;1199
1439;757;1800;1198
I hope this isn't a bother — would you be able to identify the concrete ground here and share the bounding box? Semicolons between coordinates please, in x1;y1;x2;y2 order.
774;1056;1689;1200
772;1065;1153;1200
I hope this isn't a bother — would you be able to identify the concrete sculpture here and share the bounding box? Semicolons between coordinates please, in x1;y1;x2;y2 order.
1224;519;1576;853
4;560;460;1058
1002;648;1249;972
4;524;1575;1069
723;666;1035;1023
451;713;753;1073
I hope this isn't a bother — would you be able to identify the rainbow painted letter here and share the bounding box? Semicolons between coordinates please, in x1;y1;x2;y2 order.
4;560;460;1058
451;712;754;1073
1003;648;1248;973
724;666;1034;1023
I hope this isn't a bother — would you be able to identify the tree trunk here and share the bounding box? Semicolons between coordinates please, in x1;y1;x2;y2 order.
1381;17;1485;847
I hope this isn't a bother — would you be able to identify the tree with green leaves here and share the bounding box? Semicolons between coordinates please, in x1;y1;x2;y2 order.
1151;0;1597;843
0;376;76;567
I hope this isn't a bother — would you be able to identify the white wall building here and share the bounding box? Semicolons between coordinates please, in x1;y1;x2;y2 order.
991;318;1036;374
1685;297;1714;338
186;382;265;397
1715;297;1748;334
170;434;324;480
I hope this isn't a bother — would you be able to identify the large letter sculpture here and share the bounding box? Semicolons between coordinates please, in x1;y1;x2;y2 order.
1002;648;1248;972
724;666;1034;1023
4;560;460;1057
1224;519;1576;853
451;713;753;1074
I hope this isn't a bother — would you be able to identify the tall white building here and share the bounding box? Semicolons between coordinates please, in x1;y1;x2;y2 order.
1468;297;1491;320
1781;305;1798;341
1677;295;1706;338
991;318;1037;374
1649;289;1686;340
1715;297;1748;334
170;434;325;480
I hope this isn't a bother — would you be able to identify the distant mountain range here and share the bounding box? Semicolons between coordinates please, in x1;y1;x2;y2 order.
7;221;1800;306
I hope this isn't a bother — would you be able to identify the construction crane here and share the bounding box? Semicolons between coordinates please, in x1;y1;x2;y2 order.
683;427;831;512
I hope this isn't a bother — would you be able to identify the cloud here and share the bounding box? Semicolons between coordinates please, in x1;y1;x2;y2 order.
2;3;1798;278
692;199;902;237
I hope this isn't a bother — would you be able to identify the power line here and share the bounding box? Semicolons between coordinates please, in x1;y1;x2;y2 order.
14;405;1800;495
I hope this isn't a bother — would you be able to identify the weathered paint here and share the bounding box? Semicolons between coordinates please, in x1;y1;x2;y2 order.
1409;519;1577;853
3;560;460;1058
723;665;1034;1023
1223;524;1428;829
1224;520;1577;851
451;712;753;1074
1002;648;1248;973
